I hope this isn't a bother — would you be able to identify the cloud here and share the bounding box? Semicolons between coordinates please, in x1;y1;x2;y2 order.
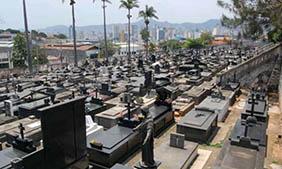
0;0;225;29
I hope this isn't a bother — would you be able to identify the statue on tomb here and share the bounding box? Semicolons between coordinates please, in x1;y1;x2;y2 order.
212;86;224;100
138;58;144;69
134;108;160;169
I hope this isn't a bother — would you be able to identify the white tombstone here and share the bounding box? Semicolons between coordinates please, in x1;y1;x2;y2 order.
85;115;103;136
4;100;13;116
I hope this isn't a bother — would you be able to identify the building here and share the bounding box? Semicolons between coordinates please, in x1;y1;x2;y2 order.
212;35;232;46
113;25;120;42
119;30;126;43
43;43;100;64
114;42;143;56
157;28;165;42
131;25;138;41
0;32;16;41
185;31;193;39
0;41;14;69
68;25;73;39
194;31;201;39
212;27;218;36
151;26;158;42
165;28;176;40
78;31;85;40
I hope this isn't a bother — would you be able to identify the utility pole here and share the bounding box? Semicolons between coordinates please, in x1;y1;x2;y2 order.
70;0;78;67
22;0;32;73
102;0;109;65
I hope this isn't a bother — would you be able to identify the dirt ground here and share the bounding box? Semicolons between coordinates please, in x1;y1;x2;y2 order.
265;93;282;169
201;91;248;169
124;89;282;169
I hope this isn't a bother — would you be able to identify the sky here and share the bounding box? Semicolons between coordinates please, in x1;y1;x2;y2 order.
0;0;228;30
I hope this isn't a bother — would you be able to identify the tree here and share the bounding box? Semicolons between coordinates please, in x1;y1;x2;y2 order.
183;38;204;49
268;29;282;43
38;32;48;38
99;41;120;59
139;5;158;58
119;0;139;63
200;32;213;45
5;29;21;34
31;30;48;41
31;45;48;65
12;34;27;68
54;33;67;39
140;28;150;43
159;40;182;52
217;0;282;42
62;0;78;66
96;0;112;65
31;30;39;37
148;42;156;54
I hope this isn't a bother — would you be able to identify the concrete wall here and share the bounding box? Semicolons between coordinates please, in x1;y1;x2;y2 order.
217;43;282;87
279;64;282;111
0;68;27;78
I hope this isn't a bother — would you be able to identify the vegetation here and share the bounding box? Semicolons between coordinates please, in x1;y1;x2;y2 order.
0;28;21;34
99;0;112;64
31;30;48;40
159;40;182;52
119;0;139;62
31;45;48;65
99;41;120;59
62;0;78;66
203;140;224;148
12;34;48;68
183;38;205;49
159;31;213;51
183;32;213;49
140;28;150;44
12;34;27;68
217;0;282;42
53;33;67;39
148;42;156;54
200;32;213;45
139;5;158;58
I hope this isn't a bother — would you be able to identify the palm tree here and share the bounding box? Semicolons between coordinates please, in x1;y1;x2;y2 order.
139;5;158;59
98;0;111;65
62;0;78;67
22;0;32;73
119;0;139;64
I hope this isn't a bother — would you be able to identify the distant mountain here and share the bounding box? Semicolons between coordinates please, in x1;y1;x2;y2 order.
40;25;70;35
39;19;222;35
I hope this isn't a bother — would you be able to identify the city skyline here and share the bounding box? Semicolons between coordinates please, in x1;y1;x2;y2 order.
0;0;228;29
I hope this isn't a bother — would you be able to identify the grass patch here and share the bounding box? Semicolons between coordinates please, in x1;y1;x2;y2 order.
272;160;279;164
204;141;224;148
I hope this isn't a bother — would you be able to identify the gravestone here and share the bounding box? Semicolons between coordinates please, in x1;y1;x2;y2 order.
170;133;185;149
154;64;161;74
111;164;132;169
177;108;218;143
144;71;153;88
4;100;14;116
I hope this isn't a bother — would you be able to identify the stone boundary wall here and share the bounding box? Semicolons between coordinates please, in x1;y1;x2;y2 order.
217;43;282;86
0;68;27;78
279;45;282;111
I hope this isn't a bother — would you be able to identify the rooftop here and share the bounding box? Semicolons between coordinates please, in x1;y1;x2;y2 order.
0;41;14;48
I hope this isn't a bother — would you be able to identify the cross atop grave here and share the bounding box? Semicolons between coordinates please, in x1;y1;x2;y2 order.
249;94;259;117
243;94;258;138
18;123;25;140
125;85;134;120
